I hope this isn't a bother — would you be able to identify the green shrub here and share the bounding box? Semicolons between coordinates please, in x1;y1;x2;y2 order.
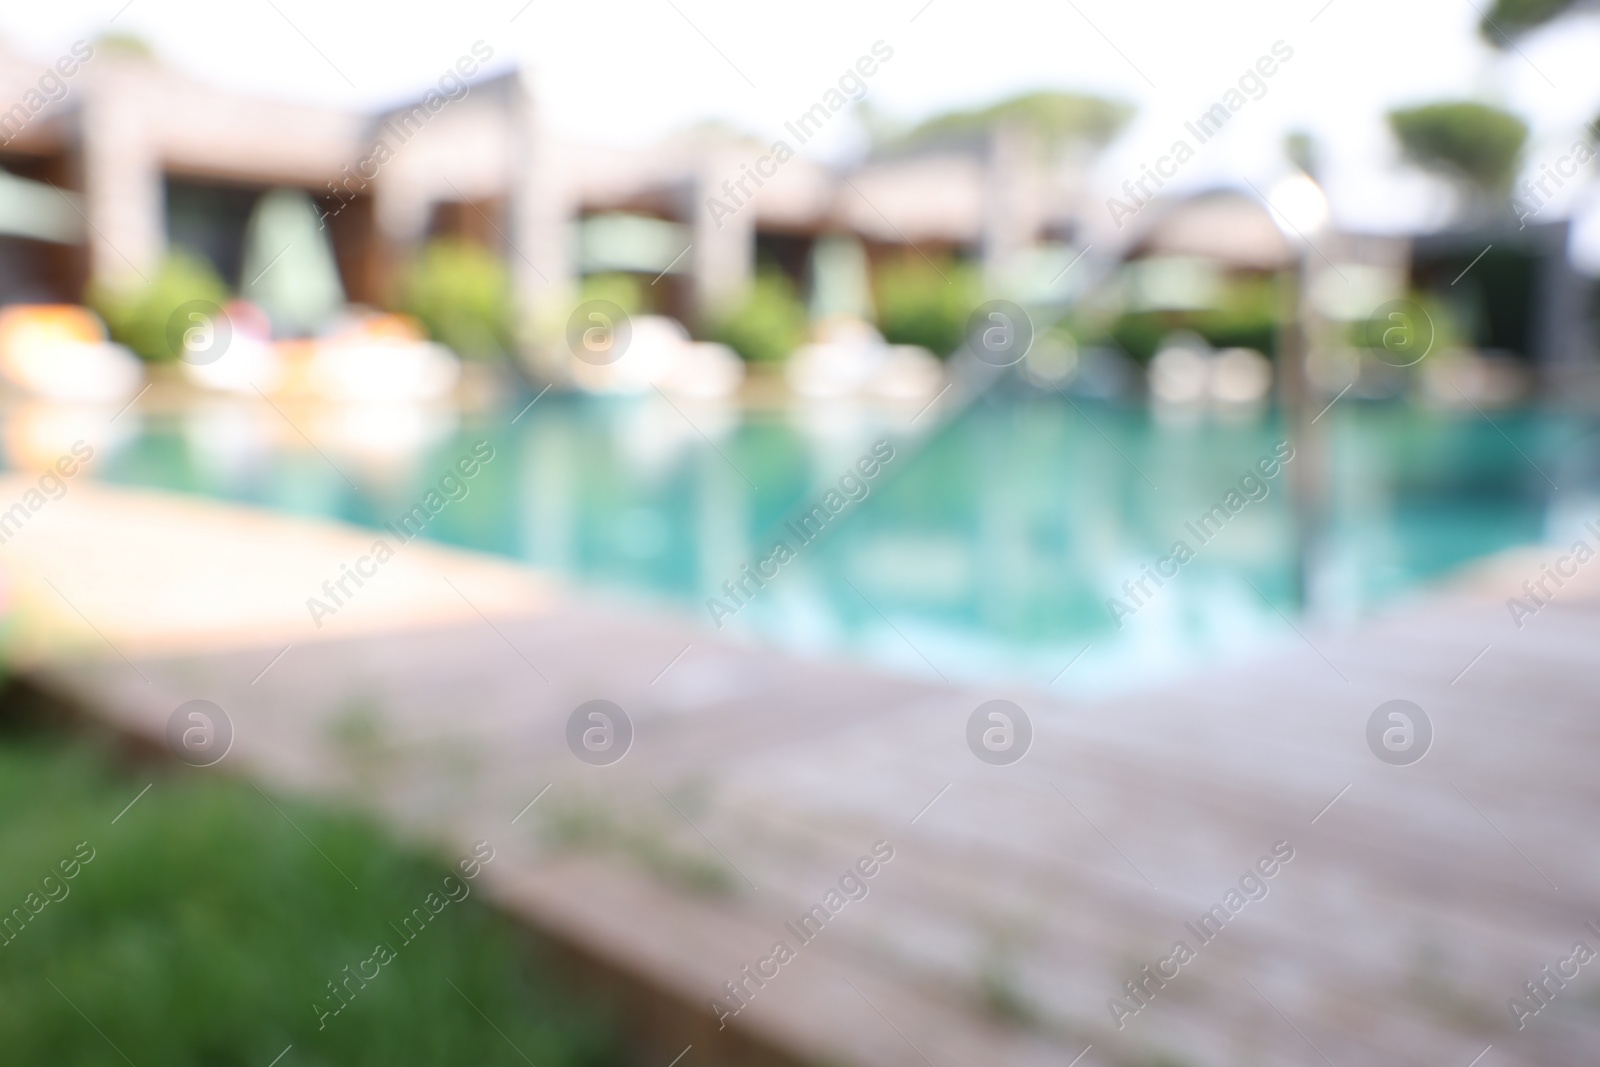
1107;312;1171;364
579;272;645;317
396;239;515;360
87;250;230;362
1191;276;1281;355
1101;276;1281;363
874;257;981;357
706;271;807;364
1348;290;1466;363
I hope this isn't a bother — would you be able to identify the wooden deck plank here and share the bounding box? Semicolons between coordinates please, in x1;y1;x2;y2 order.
7;478;1600;1067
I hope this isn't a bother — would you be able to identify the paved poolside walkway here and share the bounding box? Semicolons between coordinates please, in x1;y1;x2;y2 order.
7;476;1600;1067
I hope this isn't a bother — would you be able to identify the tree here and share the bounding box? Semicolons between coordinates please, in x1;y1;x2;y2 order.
1387;102;1528;209
1478;0;1583;42
898;91;1134;152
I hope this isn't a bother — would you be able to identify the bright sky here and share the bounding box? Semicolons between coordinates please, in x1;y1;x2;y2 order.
5;0;1600;234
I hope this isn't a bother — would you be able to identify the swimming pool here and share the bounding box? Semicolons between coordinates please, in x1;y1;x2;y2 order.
82;386;1593;692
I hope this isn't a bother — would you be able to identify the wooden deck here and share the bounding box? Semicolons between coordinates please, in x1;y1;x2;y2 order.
6;476;1599;1067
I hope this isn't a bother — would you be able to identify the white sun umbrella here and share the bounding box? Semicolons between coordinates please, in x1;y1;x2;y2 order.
240;188;346;337
809;235;874;321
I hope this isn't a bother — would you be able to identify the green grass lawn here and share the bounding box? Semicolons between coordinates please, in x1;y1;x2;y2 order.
0;727;623;1067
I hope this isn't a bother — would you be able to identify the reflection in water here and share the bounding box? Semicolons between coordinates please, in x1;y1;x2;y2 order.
4;401;138;473
302;403;460;488
181;399;276;488
43;387;1587;692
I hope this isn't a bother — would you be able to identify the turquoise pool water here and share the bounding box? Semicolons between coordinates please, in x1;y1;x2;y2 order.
87;388;1592;691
